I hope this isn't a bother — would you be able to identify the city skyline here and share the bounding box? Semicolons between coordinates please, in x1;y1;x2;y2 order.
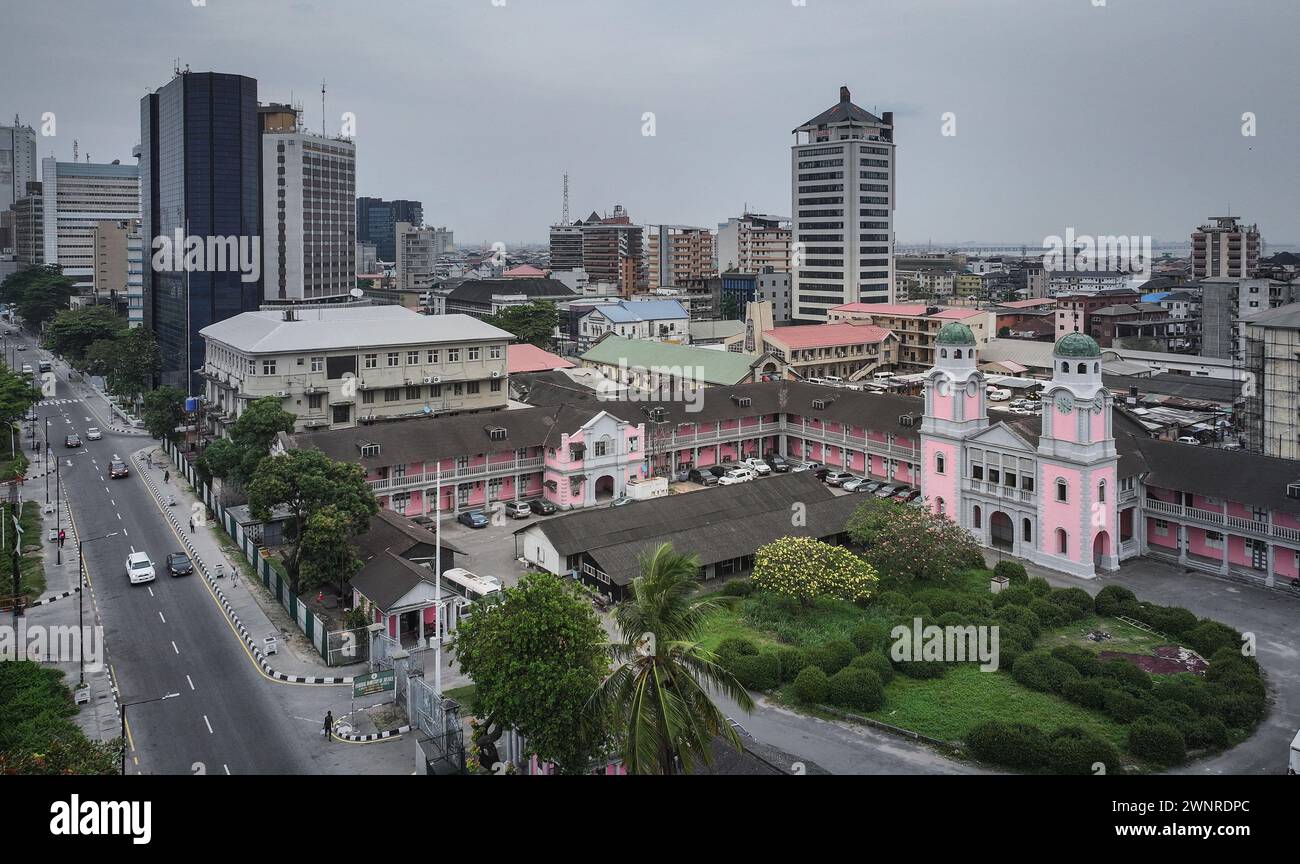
3;0;1298;246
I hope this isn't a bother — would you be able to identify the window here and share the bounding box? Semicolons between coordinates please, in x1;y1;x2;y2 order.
362;390;375;404
310;356;324;373
1060;362;1069;373
988;468;1000;485
628;437;639;452
1056;479;1068;502
973;506;982;529
431;384;442;397
1004;472;1016;488
1205;530;1224;549
1023;518;1032;542
1077;363;1087;374
307;394;323;410
972;464;983;481
364;353;378;370
490;379;502;393
1057;528;1068;554
427;349;439;364
935;453;945;474
406;386;421;400
448;348;460;362
1098;480;1106;503
936;497;945;515
1022;476;1035;492
594;438;610;457
453;383;463;396
387;352;399;367
384;388;400;402
407;351;419;365
262;359;277;375
468;347;480;361
489;345;502;360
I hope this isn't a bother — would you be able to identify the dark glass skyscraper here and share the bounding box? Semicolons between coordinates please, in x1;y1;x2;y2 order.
356;196;422;261
140;71;261;394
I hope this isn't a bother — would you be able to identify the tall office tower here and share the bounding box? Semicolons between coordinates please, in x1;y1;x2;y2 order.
716;213;792;274
580;205;645;295
356;197;423;261
1191;216;1260;278
647;225;716;287
41;158;140;292
263;128;356;303
548;221;584;270
140;71;261;394
13;181;43;265
395;221;437;292
91;218;137;312
1;117;39;211
126;221;143;327
790;86;895;320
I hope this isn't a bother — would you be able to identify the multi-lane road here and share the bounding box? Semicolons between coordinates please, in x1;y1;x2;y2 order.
11;327;360;775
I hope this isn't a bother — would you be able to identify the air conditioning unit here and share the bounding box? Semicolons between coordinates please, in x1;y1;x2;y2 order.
1288;482;1300;500
490;370;501;378
423;376;435;385
276;390;289;398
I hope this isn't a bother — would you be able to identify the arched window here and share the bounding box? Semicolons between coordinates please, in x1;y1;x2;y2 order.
954;349;963;359
1056;479;1068;502
1023;518;1032;542
1093;362;1100;373
973;505;982;529
936;497;946;516
1061;362;1069;373
1057;528;1068;554
1098;480;1106;503
1076;363;1087;374
935;452;945;474
940;348;948;359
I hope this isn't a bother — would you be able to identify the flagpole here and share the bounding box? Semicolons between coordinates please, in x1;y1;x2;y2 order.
434;465;442;696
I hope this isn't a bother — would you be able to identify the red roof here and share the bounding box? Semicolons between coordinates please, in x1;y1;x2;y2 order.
502;264;547;278
831;302;982;319
998;298;1056;309
763;323;894;350
507;343;575;374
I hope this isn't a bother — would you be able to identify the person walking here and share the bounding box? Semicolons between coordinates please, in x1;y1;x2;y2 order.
188;516;194;533
163;469;169;484
322;711;333;743
57;529;65;548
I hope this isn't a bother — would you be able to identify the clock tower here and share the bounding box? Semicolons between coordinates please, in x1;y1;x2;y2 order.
919;322;987;522
1031;333;1119;577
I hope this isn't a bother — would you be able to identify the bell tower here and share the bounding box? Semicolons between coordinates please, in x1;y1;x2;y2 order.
919;322;986;521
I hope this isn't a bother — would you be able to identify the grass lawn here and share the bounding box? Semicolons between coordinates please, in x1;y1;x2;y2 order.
16;500;45;597
1039;615;1167;656
446;684;478;715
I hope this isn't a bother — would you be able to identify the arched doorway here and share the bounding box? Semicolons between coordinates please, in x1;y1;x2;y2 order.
594;474;615;501
990;511;1013;551
1093;531;1111;567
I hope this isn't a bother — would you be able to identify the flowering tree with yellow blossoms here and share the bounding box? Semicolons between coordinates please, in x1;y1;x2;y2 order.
751;536;879;606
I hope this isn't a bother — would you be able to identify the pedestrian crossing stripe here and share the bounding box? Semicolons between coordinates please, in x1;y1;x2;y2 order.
36;399;80;406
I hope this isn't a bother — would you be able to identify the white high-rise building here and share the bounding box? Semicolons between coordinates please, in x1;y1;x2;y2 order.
1;118;39;211
790;86;896;321
716;213;791;274
41;158;140;291
263;131;356;302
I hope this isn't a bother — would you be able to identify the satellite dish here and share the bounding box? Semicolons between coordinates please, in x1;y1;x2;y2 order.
350;287;364;298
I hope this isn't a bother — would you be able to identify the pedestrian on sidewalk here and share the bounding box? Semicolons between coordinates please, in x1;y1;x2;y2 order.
57;529;65;548
323;711;333;743
163;469;169;484
188;516;194;533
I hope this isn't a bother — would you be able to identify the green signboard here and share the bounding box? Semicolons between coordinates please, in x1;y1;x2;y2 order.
353;670;395;698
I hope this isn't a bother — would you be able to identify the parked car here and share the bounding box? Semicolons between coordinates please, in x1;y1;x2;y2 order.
839;477;868;492
987;388;1012;402
457;511;489;529
688;468;719;486
742;457;772;475
896;489;922;503
708;465;730;479
802;461;825;474
675;468;692;483
861;481;885;494
109;460;129;478
1176;436;1201;445
64;433;81;448
823;471;855;487
86;427;102;441
891;486;915;501
718;467;757;485
609;497;634;507
166;552;193;577
765;454;791;473
874;484;900;498
125;551;156;585
504;501;531;519
528;499;557;516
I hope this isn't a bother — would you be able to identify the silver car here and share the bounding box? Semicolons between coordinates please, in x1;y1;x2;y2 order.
874;484;900;498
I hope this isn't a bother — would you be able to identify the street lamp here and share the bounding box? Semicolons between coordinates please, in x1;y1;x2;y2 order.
119;692;180;776
78;531;118;684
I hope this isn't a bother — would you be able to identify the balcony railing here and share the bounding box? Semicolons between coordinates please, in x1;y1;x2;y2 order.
1142;498;1300;544
369;456;545;493
962;479;1036;503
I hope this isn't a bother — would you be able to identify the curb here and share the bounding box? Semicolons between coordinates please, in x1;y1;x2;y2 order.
334;725;411;743
29;587;80;607
134;453;353;686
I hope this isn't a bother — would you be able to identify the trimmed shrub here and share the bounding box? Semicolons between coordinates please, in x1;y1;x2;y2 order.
1012;651;1080;695
1050;587;1094;620
716;637;759;660
1063;677;1109;711
1146;605;1198;637
906;602;932;619
1127;718;1186;766
997;640;1026;673
993;560;1028;585
1150;700;1199;737
727;653;780;691
807;644;850;676
965;720;1048;769
936;611;971;629
850;651;895;684
1094;584;1137;617
875;591;910;612
849;621;891;655
994;604;1042;639
913;588;966;616
893;658;948;679
999;623;1035;651
954;594;995;618
1103;688;1151;723
1216;694;1265;729
791;666;829;704
824;639;860;667
774;646;811;684
827;667;884;712
1051;645;1102;678
1188;716;1230;750
1029;597;1067;627
1153;676;1220;716
1026;576;1052;597
1100;658;1154;692
719;579;755;597
1185;620;1241;657
992;586;1035;609
1048;726;1122;776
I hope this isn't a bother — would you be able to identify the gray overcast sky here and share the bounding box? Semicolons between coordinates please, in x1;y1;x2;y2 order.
5;0;1298;247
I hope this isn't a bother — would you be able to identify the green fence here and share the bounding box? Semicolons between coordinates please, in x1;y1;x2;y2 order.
163;439;329;660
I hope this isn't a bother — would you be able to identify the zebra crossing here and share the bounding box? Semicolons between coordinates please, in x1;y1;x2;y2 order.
36;398;80;407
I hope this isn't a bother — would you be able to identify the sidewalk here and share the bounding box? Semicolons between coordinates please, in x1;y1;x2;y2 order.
136;444;368;683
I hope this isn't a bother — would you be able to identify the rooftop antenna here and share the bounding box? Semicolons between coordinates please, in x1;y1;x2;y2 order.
562;172;569;225
72;139;78;162
321;79;326;137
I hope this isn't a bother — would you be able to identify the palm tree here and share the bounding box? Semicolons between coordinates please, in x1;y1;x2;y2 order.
588;543;755;775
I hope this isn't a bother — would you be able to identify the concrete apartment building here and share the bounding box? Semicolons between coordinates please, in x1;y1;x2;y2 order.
647;225;716;287
1192;216;1260;279
200;305;512;434
12;181;43;265
41;158;140;292
828;302;992;372
1054;290;1141;337
716;213;792;273
1200;276;1299;360
720;269;792;323
90;218;138;312
1047;270;1132;296
759;321;896;382
356;197;423;262
1241;304;1300;460
1;118;39;211
395;221;445;292
791;86;896;320
262;129;357;303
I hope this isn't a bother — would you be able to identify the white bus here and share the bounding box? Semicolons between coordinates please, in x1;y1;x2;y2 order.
440;568;502;608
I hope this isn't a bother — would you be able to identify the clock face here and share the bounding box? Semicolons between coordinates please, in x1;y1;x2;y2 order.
966;379;979;398
1055;393;1074;414
935;379;950;398
1091;394;1106;414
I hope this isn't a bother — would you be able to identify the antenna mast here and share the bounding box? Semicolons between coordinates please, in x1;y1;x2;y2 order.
562;173;569;225
321;79;326;136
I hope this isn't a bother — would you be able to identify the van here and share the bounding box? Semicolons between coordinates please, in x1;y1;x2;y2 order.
38;360;51;373
872;371;894;382
21;364;33;376
988;388;1012;402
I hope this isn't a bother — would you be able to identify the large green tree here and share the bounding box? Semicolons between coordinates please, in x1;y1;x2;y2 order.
100;326;161;403
845;497;984;583
41;307;125;368
0;363;37;426
0;265;76;331
454;571;610;774
485;302;558;350
198;396;296;487
588;543;754;775
245;449;378;594
140;386;188;440
297;504;364;593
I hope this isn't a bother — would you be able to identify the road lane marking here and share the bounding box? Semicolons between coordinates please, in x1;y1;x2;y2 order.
147;586;153;597
172;641;179;655
187;675;194;691
224;764;230;775
158;611;166;624
204;715;213;735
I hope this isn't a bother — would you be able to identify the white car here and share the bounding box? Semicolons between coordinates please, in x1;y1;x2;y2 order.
987;389;1012;402
718;467;757;485
1176;435;1201;445
125;551;156;585
742;457;772;475
86;427;102;441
